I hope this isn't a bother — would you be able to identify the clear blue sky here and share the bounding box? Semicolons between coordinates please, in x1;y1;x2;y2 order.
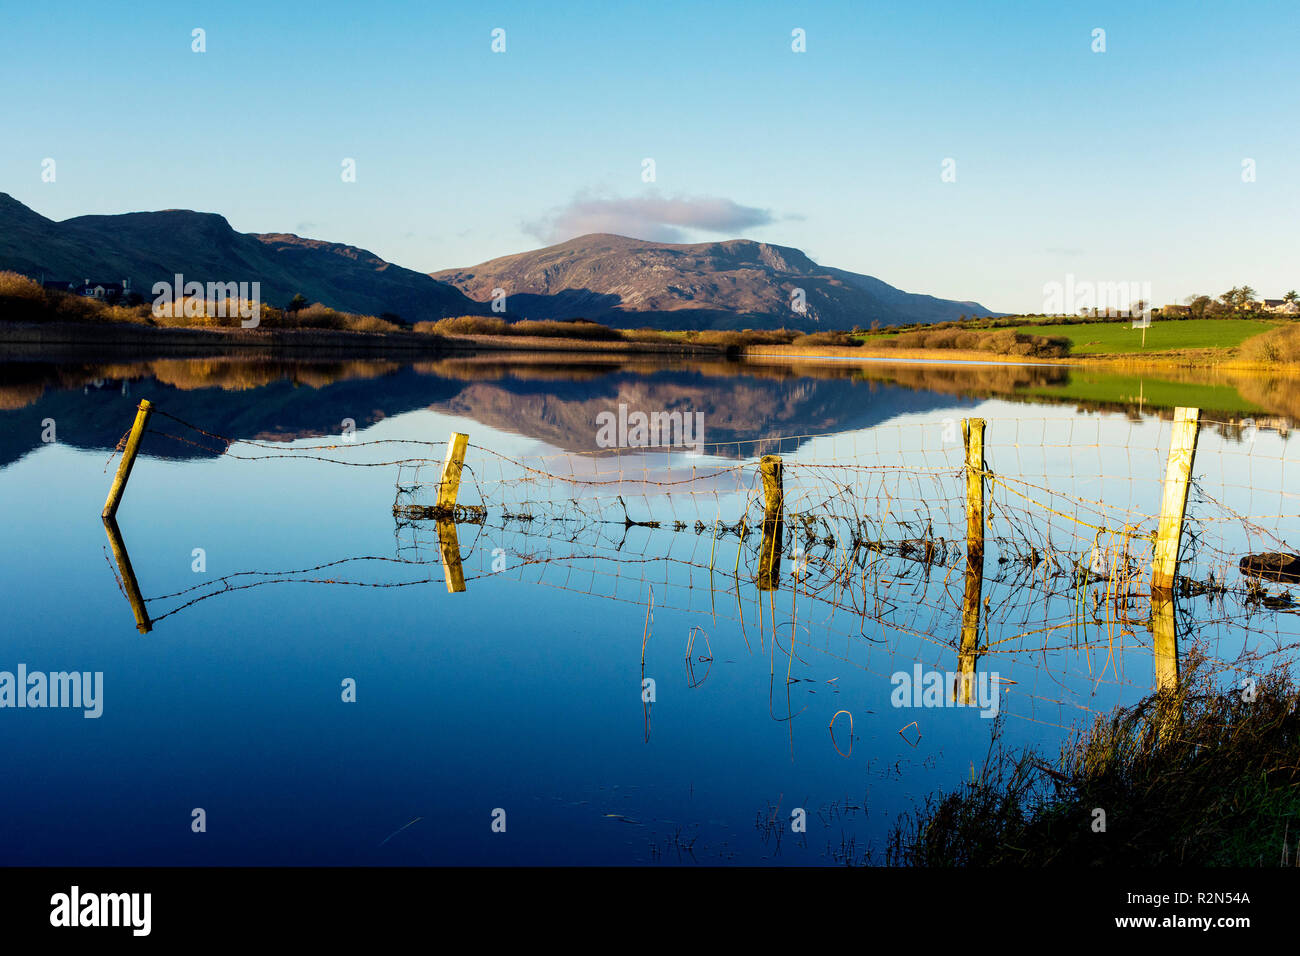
2;0;1297;312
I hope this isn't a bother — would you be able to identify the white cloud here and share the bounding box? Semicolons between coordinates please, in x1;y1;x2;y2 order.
524;193;777;244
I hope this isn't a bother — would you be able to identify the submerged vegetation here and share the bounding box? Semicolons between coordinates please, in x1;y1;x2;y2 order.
888;656;1300;866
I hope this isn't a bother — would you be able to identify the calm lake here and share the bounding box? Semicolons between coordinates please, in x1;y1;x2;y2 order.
2;353;1297;865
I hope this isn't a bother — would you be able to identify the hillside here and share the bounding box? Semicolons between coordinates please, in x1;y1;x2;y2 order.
0;196;999;332
431;233;997;331
0;194;486;323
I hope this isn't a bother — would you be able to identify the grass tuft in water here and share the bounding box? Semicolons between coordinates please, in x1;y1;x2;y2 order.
888;652;1300;866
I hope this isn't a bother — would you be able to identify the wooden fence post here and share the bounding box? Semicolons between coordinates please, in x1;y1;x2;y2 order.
757;455;783;590
432;432;470;592
102;399;153;519
962;418;986;563
437;432;470;514
1151;590;1181;742
1151;407;1200;593
102;516;152;634
436;519;466;594
957;418;987;704
956;558;983;706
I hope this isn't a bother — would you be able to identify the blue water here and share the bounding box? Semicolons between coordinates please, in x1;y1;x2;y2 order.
1;357;1295;865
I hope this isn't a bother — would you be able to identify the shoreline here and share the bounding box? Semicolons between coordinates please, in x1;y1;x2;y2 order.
0;321;725;362
739;342;1296;373
1;320;1296;374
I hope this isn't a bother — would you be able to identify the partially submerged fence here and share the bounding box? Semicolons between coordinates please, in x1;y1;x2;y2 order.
100;401;1300;727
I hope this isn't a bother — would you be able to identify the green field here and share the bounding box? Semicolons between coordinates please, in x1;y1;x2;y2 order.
1013;318;1278;355
1022;371;1263;414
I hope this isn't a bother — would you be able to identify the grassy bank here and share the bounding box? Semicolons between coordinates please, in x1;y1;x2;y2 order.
8;269;1300;369
850;326;1072;358
888;658;1300;866
849;315;1298;367
1013;318;1277;355
413;315;845;349
0;320;729;363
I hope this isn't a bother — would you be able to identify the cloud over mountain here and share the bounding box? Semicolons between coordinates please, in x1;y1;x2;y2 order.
524;193;777;244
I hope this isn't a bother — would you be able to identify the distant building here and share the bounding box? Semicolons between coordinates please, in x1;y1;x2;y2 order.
74;278;131;301
1157;304;1191;316
1262;298;1300;315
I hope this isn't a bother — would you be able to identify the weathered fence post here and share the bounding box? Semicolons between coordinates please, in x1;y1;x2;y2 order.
102;399;153;519
957;418;987;704
956;562;983;706
961;418;986;563
436;520;466;594
1150;590;1181;742
102;516;152;633
437;432;470;514
757;455;783;590
1151;407;1200;593
433;432;470;592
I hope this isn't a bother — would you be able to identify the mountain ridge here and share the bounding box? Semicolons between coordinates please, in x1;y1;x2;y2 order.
0;193;486;323
0;195;999;330
431;233;999;330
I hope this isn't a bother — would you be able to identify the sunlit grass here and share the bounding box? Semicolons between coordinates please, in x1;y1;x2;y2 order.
1013;318;1279;355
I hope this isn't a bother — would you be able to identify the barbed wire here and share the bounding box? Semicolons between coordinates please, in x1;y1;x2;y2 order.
110;408;1300;729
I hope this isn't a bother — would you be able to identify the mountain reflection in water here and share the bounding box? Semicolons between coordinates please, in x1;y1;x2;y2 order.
0;354;1286;468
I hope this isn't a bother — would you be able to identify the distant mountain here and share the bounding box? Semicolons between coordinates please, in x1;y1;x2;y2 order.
431;233;999;331
0;196;999;331
0;193;485;323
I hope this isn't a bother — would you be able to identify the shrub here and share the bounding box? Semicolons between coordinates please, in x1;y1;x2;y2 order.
510;319;621;340
865;326;1068;358
0;272;60;323
0;271;44;301
691;329;797;347
790;331;857;348
416;315;511;336
1240;324;1300;365
415;316;623;339
0;273;154;324
621;327;679;342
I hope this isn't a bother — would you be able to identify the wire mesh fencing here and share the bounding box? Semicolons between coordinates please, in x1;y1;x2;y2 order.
107;405;1300;729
